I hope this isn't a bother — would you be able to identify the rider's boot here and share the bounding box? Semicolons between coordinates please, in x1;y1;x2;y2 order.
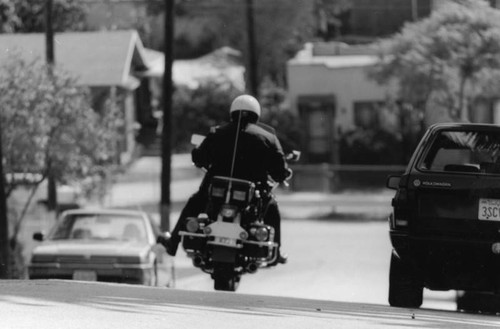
157;232;179;256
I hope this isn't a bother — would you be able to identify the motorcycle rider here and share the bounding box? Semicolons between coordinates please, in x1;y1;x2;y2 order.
160;94;291;265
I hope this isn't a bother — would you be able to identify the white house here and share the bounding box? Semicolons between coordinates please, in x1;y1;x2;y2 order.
287;42;397;164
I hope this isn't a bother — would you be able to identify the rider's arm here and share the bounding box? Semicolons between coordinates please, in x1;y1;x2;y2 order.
192;130;215;169
267;135;291;183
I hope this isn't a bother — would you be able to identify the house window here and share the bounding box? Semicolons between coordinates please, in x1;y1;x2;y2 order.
353;101;383;129
298;95;335;163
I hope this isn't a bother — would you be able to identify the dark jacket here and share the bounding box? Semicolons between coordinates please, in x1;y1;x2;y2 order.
192;121;289;184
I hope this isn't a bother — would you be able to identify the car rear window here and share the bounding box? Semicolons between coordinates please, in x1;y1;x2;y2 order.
50;213;148;243
417;130;500;174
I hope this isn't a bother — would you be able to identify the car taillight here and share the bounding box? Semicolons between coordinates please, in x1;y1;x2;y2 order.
395;219;409;227
390;188;411;229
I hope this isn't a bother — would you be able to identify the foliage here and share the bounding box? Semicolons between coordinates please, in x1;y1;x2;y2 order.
368;0;500;123
1;54;122;193
0;53;124;248
171;79;303;153
315;0;353;40
147;0;316;87
0;0;87;33
340;128;404;165
259;81;303;153
172;81;242;152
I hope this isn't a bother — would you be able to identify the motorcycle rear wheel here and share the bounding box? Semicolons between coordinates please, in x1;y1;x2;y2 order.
213;264;239;292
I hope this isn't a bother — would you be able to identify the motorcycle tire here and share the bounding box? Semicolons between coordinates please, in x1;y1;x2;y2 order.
213;263;238;292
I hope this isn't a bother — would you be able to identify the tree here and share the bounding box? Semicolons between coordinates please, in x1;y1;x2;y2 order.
0;0;87;33
147;0;316;88
172;81;242;152
171;78;303;153
369;0;500;123
315;0;353;41
0;53;123;256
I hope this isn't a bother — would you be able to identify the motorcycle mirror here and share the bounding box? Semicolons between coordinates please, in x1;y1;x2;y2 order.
286;150;301;162
191;134;206;147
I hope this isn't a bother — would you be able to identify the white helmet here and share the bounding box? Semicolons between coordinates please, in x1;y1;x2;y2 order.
230;95;261;118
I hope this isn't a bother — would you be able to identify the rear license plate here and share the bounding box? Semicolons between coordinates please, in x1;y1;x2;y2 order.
478;198;500;220
73;270;97;281
215;237;237;246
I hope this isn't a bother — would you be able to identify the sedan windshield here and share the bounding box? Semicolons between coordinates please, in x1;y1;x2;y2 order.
418;130;500;174
50;213;148;243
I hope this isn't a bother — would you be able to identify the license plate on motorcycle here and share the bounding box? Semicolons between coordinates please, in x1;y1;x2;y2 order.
73;270;97;281
215;237;237;246
479;198;500;221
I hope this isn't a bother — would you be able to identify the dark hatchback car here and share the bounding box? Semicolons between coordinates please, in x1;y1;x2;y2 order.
387;123;500;309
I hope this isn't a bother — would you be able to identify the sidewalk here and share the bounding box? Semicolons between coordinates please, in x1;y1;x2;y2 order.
102;155;394;221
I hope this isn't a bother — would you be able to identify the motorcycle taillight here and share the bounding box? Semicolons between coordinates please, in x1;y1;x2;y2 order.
220;205;237;218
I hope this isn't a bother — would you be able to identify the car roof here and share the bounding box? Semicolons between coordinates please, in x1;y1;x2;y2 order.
428;122;500;132
59;208;149;218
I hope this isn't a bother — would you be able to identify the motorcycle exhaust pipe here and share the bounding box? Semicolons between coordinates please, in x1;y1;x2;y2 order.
246;262;258;274
192;255;204;268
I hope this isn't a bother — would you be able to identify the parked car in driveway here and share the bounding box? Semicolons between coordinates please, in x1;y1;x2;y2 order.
387;123;500;309
28;209;172;287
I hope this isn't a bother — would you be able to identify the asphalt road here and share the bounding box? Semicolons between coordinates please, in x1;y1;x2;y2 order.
2;280;500;329
11;156;500;327
172;219;459;311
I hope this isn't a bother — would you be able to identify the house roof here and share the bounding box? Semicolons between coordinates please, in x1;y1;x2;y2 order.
144;47;245;90
0;30;149;89
288;42;379;69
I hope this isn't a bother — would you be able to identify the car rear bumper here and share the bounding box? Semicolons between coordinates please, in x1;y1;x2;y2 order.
28;263;153;285
391;231;500;292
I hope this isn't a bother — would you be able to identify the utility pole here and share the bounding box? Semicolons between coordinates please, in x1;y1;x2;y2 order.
245;0;258;97
160;0;174;232
411;0;418;21
45;0;57;211
0;120;9;279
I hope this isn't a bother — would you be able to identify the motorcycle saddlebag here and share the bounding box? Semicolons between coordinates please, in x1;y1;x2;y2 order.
182;235;206;251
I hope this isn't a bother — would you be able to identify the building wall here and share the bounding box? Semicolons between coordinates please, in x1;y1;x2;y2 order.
288;63;394;134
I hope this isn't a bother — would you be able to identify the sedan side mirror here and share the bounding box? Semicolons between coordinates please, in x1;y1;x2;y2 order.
386;175;401;190
33;232;45;241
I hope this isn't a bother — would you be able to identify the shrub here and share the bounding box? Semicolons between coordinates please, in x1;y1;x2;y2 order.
340;128;404;165
172;80;303;153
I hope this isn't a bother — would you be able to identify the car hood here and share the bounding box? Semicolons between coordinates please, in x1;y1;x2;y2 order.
32;240;150;257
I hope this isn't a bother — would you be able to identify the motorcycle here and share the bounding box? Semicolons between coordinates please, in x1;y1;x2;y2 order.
178;134;300;291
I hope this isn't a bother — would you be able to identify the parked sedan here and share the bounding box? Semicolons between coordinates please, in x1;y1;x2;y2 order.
28;209;172;287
